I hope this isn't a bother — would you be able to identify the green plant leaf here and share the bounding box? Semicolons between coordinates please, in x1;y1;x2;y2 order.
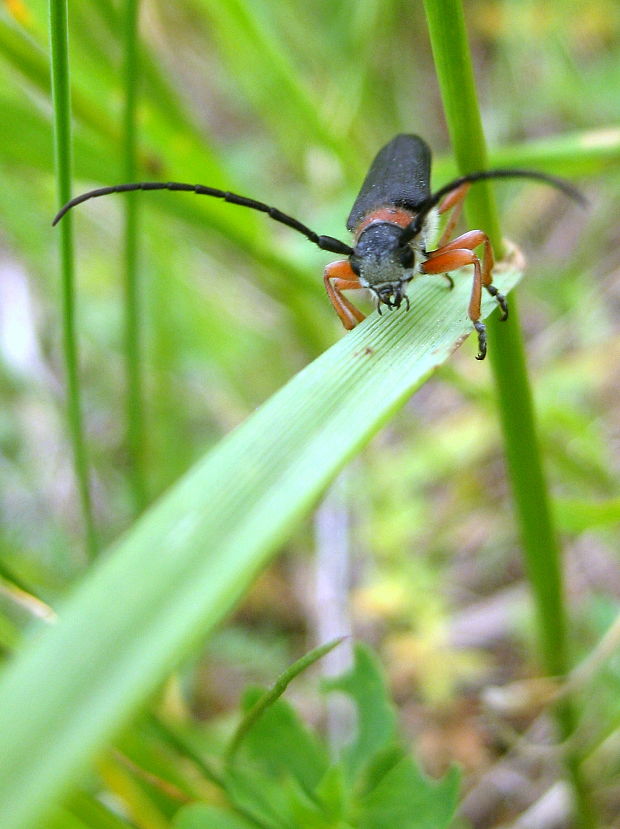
355;745;408;800
224;764;325;828
324;644;397;781
0;261;522;829
315;765;347;822
356;757;460;829
230;690;329;791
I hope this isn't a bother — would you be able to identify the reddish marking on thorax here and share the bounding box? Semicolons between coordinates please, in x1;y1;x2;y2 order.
354;206;414;240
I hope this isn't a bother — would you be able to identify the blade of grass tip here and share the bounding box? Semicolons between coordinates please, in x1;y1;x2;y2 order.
49;0;98;558
226;636;346;762
122;0;147;512
422;2;597;826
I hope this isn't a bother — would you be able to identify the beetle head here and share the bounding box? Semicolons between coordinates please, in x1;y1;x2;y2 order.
350;223;416;310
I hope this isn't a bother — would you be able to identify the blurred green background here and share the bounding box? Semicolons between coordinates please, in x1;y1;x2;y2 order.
1;0;620;825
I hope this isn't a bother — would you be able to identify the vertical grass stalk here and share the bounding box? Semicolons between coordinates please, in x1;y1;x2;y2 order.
422;1;596;825
49;0;98;558
123;0;147;512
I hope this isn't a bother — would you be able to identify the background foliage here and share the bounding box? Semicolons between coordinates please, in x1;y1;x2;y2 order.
1;0;620;826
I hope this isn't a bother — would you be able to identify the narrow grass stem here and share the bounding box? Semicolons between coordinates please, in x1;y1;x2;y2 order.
226;637;345;762
422;0;596;825
123;0;147;512
49;0;98;558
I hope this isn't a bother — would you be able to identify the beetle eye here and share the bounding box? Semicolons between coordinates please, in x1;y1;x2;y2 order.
399;247;414;269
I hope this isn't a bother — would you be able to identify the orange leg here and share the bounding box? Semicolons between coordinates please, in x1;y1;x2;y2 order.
422;248;487;359
423;248;483;321
436;182;471;248
427;229;508;321
323;260;366;330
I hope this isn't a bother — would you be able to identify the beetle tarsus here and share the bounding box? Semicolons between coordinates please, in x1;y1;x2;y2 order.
485;284;509;320
474;321;487;360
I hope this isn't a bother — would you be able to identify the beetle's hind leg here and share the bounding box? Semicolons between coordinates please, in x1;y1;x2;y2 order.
436;182;470;248
484;282;508;320
436;187;508;318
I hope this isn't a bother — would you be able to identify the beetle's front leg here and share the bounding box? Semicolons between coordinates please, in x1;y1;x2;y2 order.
323;260;366;330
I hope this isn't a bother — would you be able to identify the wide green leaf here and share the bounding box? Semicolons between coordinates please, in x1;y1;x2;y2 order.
0;260;522;829
357;757;460;829
324;645;397;782
231;688;329;791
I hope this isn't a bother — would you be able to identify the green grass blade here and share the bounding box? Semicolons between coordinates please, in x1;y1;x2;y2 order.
428;125;618;184
488;127;620;178
0;263;522;829
122;0;147;512
193;0;353;163
422;1;596;825
48;0;98;558
423;0;502;248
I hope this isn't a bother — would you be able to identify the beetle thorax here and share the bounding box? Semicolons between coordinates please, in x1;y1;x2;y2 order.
352;224;412;285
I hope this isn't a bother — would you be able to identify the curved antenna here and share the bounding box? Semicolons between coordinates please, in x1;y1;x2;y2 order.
52;181;354;256
399;168;587;246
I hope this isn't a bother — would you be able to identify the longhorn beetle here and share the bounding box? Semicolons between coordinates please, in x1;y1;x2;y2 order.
53;134;584;359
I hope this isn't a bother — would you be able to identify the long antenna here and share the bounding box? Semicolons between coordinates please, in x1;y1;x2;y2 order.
399;168;586;246
53;181;354;256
